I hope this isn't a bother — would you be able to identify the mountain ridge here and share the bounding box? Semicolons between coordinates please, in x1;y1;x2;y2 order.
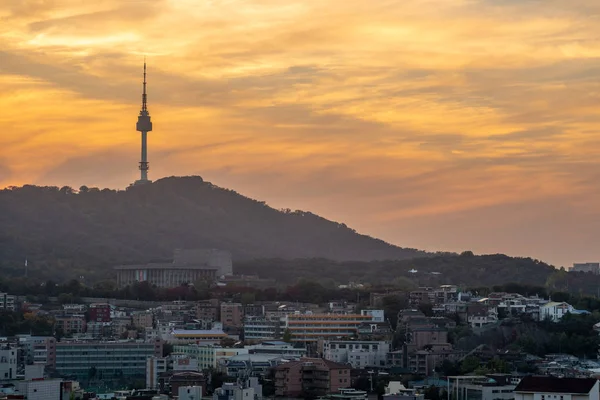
0;176;430;280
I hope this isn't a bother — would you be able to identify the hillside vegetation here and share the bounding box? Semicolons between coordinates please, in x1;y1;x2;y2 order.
0;176;427;280
236;253;557;287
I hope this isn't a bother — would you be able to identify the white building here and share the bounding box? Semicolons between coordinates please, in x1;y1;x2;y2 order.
361;309;385;323
539;302;575;322
243;316;283;341
146;356;168;389
16;379;63;400
0;293;15;311
323;340;390;368
0;346;17;380
179;385;203;400
213;377;262;400
515;376;599;400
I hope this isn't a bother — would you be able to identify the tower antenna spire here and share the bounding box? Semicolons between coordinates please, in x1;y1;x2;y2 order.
142;57;147;111
134;59;153;185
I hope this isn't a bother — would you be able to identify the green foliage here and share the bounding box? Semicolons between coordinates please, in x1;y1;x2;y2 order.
460;356;481;374
0;311;54;336
283;328;292;343
0;178;426;281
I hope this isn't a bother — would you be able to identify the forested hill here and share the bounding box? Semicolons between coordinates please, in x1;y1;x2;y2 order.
236;253;558;288
0;176;428;280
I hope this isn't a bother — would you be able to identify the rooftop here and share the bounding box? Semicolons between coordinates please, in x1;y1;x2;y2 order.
515;376;598;394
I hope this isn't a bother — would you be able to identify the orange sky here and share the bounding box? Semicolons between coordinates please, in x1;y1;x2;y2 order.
2;0;600;268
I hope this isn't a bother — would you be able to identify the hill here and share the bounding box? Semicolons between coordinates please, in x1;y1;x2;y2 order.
235;253;557;288
0;176;428;280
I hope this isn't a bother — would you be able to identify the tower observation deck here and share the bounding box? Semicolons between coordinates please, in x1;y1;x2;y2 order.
134;61;152;185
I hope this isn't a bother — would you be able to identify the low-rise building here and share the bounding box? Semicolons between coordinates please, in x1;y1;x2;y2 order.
450;374;517;400
0;346;17;380
514;376;599;400
173;344;248;370
283;313;373;343
275;358;351;398
539;302;575;322
132;311;154;329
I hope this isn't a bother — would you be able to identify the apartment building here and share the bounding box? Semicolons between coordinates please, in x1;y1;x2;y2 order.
283;313;374;343
0;346;17;380
54;314;86;335
17;335;57;367
220;303;244;328
172;344;248;370
275;358;350;398
89;303;111;322
322;340;390;368
53;340;163;381
243;315;283;341
0;293;16;311
132;311;154;329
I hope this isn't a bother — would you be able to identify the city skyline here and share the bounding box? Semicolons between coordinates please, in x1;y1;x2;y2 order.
2;1;600;268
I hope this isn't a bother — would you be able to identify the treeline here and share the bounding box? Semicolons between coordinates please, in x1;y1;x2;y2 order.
0;277;367;305
236;253;557;288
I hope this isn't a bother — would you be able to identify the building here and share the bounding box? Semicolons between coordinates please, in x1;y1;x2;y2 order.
0;346;17;380
361;309;385;323
572;263;600;274
224;354;285;378
450;374;517;400
0;293;16;311
246;341;307;357
53;340;163;381
54;314;86;335
173;344;248;370
146;356;168;389
132;311;154;329
89;303;111;322
115;249;232;288
283;313;374;343
213;378;262;400
169;329;229;345
195;300;220;322
275;358;351;398
179;385;203;400
322;340;390;369
221;303;244;328
514;376;599;400
539;302;575;322
18;336;56;367
243;316;283;341
15;379;63;400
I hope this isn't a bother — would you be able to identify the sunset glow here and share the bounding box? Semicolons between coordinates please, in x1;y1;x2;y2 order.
2;0;600;266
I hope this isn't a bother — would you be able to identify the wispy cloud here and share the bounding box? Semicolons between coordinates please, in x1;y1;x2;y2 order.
1;0;600;266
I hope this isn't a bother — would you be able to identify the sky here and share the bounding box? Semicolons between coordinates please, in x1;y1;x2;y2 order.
2;0;600;268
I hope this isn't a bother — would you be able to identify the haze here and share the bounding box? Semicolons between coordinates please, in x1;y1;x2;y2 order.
2;0;600;268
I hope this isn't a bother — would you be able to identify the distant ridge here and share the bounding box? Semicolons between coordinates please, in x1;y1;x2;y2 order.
0;176;429;280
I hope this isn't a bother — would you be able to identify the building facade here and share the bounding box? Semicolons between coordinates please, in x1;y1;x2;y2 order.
514;376;599;400
115;249;231;288
322;340;390;368
53;340;163;381
284;313;374;343
275;358;350;398
0;346;17;380
0;293;16;311
221;303;244;328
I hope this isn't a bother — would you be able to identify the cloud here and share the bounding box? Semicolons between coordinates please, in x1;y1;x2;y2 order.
1;0;600;267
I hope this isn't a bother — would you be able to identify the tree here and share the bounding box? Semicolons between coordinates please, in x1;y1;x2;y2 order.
460;356;481;374
283;328;293;343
